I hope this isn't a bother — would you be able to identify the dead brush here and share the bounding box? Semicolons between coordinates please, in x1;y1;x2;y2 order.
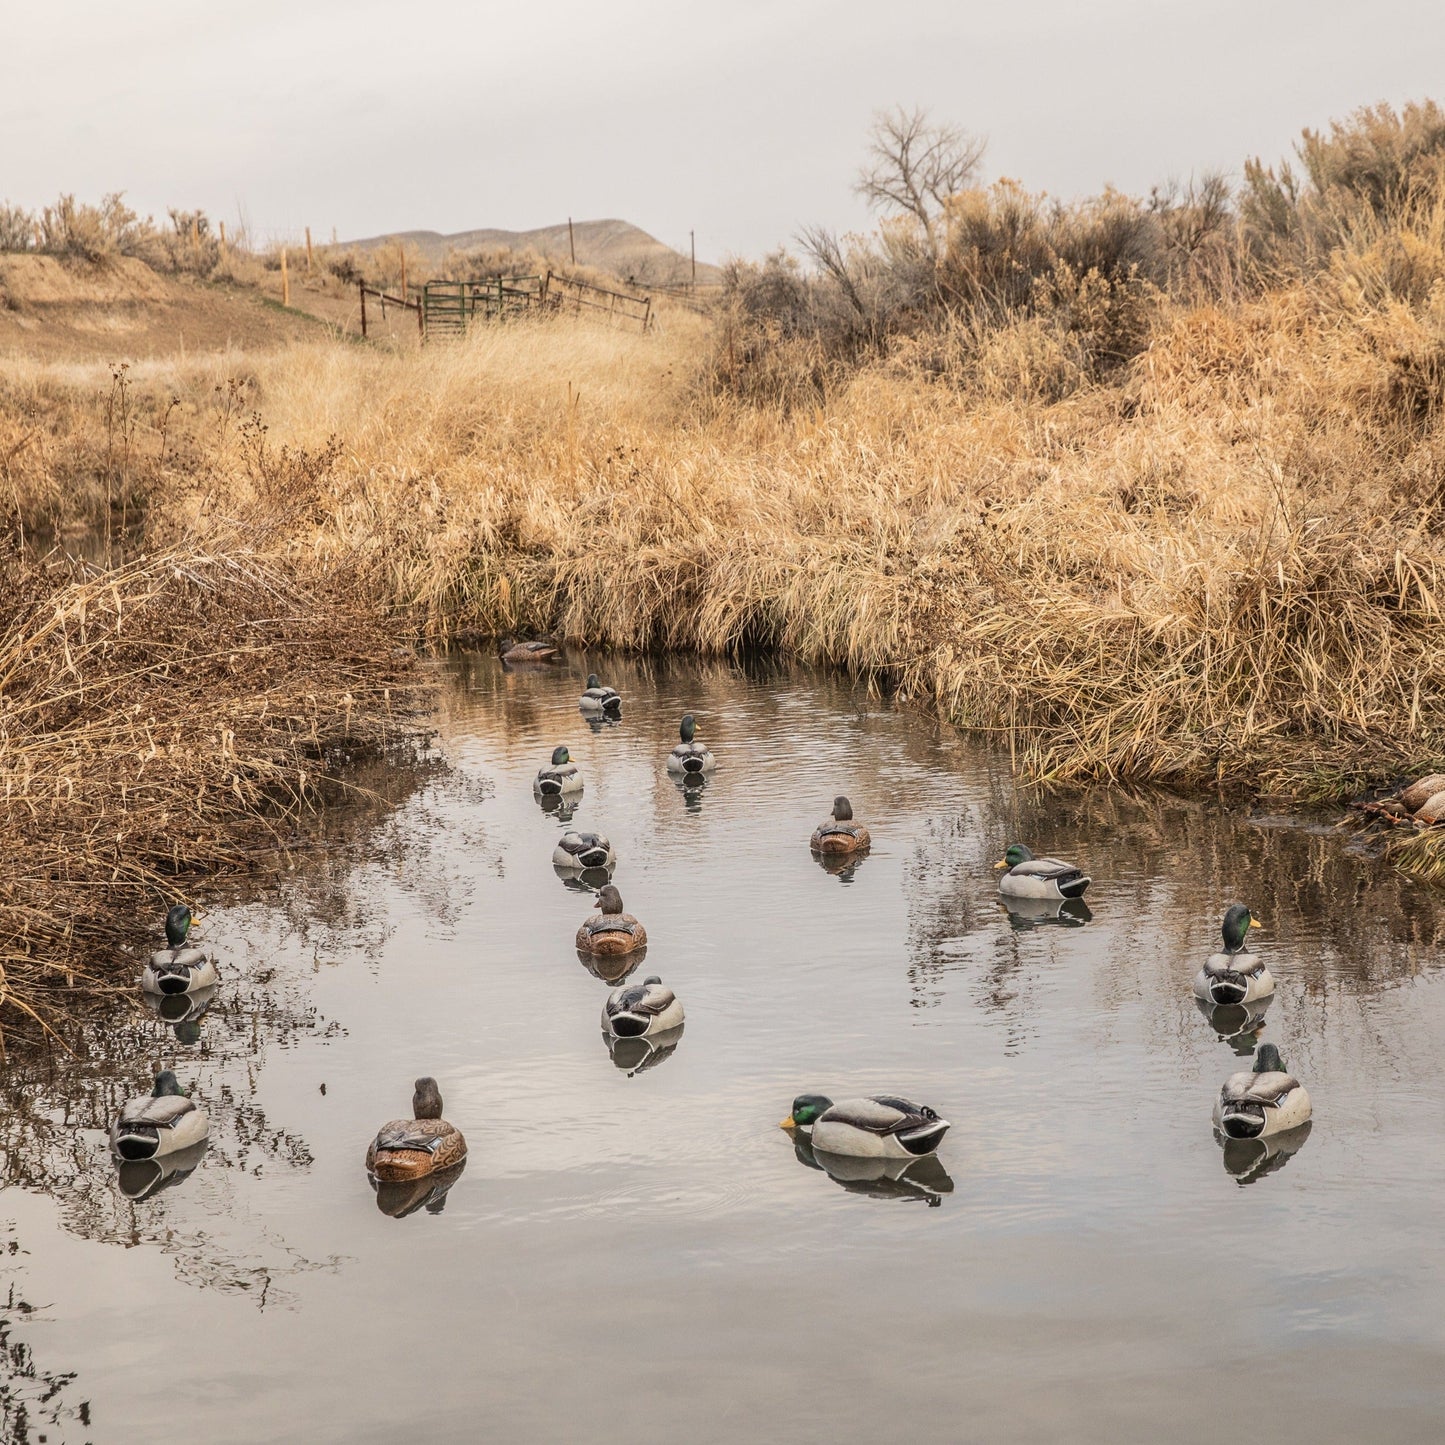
0;536;427;1033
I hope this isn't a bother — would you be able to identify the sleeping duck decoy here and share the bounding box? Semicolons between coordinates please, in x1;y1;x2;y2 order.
552;830;617;873
366;1077;468;1183
780;1093;950;1159
115;1140;208;1201
534;745;584;798
111;1071;210;1162
140;905;218;996
810;796;871;856
1213;1043;1312;1141
576;884;647;956
499;637;559;665
600;974;684;1038
666;714;716;778
994;844;1091;900
1192;905;1274;1006
578;673;623;720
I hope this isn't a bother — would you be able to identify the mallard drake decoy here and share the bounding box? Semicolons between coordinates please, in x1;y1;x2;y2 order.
600;974;683;1037
1192;905;1274;1005
666;714;716;777
1213;1043;1312;1141
780;1093;950;1159
552;830;617;872
534;745;583;797
811;796;871;856
994;844;1090;900
576;884;647;956
499;637;559;664
578;673;622;720
110;1070;210;1162
366;1077;468;1183
139;904;218;996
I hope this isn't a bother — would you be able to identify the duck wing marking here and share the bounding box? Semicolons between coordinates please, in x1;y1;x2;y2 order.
121;1094;197;1129
1011;857;1084;883
1221;1070;1300;1107
373;1119;451;1154
606;982;675;1016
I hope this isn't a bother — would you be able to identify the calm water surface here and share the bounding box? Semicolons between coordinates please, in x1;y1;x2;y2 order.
4;654;1445;1443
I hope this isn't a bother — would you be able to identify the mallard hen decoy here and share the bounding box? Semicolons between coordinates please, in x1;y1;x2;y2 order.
810;796;871;856
366;1078;468;1183
780;1093;950;1159
666;714;715;777
600;974;683;1037
1213;1043;1312;1141
140;904;218;996
995;844;1090;900
534;745;583;797
1192;905;1274;1005
111;1070;210;1162
578;674;622;720
576;885;647;956
499;637;559;664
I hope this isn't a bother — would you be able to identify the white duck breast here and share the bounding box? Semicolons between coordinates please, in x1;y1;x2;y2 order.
578;685;622;719
667;743;716;776
810;1096;950;1159
140;944;219;996
600;980;685;1038
534;761;584;796
1192;950;1275;1005
110;1093;211;1161
1213;1069;1312;1140
998;858;1091;900
551;831;617;870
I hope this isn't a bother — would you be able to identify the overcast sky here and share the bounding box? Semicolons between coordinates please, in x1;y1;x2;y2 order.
5;1;1444;262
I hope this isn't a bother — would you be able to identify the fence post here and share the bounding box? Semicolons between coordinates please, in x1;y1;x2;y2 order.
281;247;289;307
305;226;314;272
417;287;425;341
219;220;228;263
360;281;367;338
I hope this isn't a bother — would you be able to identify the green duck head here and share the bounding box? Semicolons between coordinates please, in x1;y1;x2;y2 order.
679;714;699;744
413;1077;443;1120
995;844;1034;870
596;884;625;915
781;1093;834;1131
1253;1043;1286;1074
551;745;572;767
164;904;193;948
1221;904;1264;953
832;796;854;821
586;673;602;689
151;1070;187;1098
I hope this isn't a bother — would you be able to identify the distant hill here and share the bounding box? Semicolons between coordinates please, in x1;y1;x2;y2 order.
344;218;720;287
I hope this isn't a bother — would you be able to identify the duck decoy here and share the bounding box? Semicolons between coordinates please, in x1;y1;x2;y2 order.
810;796;871;856
780;1093;950;1159
994;844;1091;900
140;905;218;996
666;714;716;778
600;974;683;1037
552;831;617;873
534;745;583;798
111;1070;210;1162
578;673;622;720
140;981;219;1043
499;637;559;665
1213;1043;1312;1141
366;1077;468;1182
576;884;647;956
1192;905;1273;1006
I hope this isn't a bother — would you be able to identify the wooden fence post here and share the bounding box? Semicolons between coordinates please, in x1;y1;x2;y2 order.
568;217;576;265
306;226;314;272
281;247;289;306
399;244;407;301
360;282;368;338
219;220;228;262
418;289;425;341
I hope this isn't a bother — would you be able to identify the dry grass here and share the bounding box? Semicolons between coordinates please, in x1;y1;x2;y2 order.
0;537;425;1033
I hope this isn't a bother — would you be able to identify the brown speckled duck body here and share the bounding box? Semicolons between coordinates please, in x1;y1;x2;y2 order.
366;1078;467;1183
499;637;559;665
811;796;872;856
576;884;647;956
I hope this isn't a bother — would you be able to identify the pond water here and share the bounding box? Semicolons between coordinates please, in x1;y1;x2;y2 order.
4;653;1445;1444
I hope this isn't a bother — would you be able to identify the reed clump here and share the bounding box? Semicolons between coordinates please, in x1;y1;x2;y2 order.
0;537;424;1033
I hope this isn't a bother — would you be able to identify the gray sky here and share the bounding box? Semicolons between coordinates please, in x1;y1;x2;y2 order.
5;1;1443;262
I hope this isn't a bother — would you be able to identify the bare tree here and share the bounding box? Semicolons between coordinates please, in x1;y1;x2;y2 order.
856;106;987;259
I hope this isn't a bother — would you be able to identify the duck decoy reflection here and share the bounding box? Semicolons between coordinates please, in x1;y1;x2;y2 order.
372;1159;468;1218
672;773;708;812
1193;906;1274;1006
556;864;616;894
537;792;580;822
140;904;219;996
998;896;1092;930
141;981;219;1042
114;1140;209;1201
1194;993;1272;1055
576;945;647;986
813;848;866;882
790;1133;954;1205
605;1023;685;1076
1217;1120;1312;1185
